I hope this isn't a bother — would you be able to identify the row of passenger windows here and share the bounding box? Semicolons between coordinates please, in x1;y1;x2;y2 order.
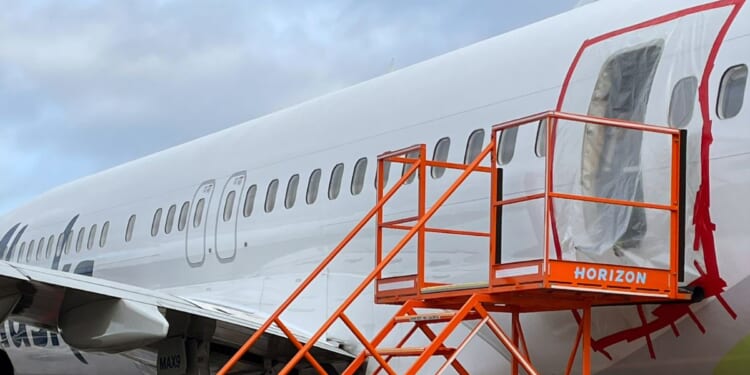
668;64;747;128
9;221;111;263
140;64;748;239
14;65;740;250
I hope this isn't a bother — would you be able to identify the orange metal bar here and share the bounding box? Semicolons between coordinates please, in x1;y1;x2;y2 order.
475;304;539;375
424;159;494;173
273;319;328;375
512;310;519;375
339;313;396;375
435;316;489;375
553;111;681;135
582;305;591;375
379;144;423;159
415;323;470;375
383;224;490;237
386;156;419;165
380;216;419;227
377;157;384;278
549;192;675;211
489;131;498;276
564;315;584;375
669;133;680;298
371;323;420;375
491;111;554;132
542;113;557;266
343;301;420;375
491;111;681;136
218;160;421;375
406;294;482;374
418;145;427;290
494;192;545;207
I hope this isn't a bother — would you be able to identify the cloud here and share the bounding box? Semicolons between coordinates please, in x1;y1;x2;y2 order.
0;0;575;213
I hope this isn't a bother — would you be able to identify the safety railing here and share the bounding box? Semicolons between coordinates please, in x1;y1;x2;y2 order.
219;110;688;375
489;111;686;299
218;137;498;374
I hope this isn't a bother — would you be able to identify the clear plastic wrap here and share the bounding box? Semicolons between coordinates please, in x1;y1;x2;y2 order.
552;8;732;281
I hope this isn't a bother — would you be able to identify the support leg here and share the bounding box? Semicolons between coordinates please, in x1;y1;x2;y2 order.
512;310;519;375
582;306;591;375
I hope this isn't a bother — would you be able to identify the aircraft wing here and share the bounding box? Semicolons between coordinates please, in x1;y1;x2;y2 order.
0;261;352;372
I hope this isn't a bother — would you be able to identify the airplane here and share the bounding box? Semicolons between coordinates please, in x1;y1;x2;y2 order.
0;0;749;373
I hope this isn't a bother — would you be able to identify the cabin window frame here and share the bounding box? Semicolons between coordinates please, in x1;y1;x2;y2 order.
464;129;485;164
265;179;280;213
351;158;368;195
717;64;748;119
328;163;344;200
151;208;162;237
431;137;451;179
307;169;322;205
165;204;177;234
285;174;300;209
243;185;257;217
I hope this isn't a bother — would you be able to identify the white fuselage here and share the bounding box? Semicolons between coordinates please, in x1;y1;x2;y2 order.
2;0;750;373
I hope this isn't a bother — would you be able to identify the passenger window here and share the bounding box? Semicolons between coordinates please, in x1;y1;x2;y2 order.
243;185;257;217
464;129;485;164
165;204;177;234
76;227;85;252
328;163;344;200
717;64;748;119
401;151;419;184
498;126;519;165
351;158;368;195
46;235;55;259
126;215;136;242
87;224;97;250
18;242;25;262
27;240;35;262
374;161;392;188
669;76;698;128
55;233;65;252
151;208;162;237
224;190;237;221
193;199;205;228
55;233;63;252
431;137;451;179
37;238;45;261
265;179;279;212
307;169;322;205
178;201;190;230
100;221;109;248
285;175;300;209
64;231;72;254
535;120;547;158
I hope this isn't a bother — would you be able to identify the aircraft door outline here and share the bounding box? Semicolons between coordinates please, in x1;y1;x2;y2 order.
185;180;215;267
214;171;246;263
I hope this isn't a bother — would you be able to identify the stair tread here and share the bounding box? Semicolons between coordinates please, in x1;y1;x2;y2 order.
373;347;456;356
395;311;482;323
421;281;489;294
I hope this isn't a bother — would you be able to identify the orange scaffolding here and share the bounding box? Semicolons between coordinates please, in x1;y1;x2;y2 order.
218;111;691;375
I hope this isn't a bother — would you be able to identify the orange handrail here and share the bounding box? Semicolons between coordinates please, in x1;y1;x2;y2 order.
277;142;495;374
217;155;423;374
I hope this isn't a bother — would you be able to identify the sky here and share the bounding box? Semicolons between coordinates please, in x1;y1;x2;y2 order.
0;0;577;214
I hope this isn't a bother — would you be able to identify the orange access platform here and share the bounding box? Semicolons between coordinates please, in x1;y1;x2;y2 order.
218;111;692;375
